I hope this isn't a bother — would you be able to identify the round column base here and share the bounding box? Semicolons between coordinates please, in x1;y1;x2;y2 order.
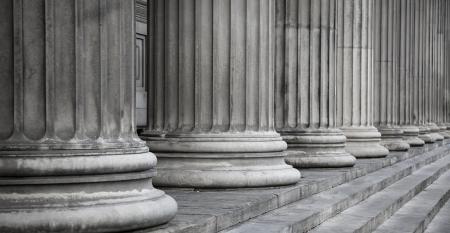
378;126;410;151
341;127;389;158
145;133;301;188
0;149;177;233
285;150;356;168
399;125;425;147
428;123;444;141
281;128;356;168
418;126;436;143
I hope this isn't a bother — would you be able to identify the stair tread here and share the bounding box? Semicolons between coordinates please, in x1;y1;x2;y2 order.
424;199;450;233
373;172;450;233
222;147;450;233
310;167;450;233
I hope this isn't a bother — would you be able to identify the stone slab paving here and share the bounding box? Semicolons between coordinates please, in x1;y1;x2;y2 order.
223;145;450;233
372;172;450;233
132;141;449;233
424;199;450;233
309;158;450;233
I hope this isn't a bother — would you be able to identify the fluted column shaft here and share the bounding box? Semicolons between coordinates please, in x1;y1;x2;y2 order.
274;0;356;168
0;0;176;232
397;0;426;146
373;0;410;151
142;0;300;188
335;0;389;157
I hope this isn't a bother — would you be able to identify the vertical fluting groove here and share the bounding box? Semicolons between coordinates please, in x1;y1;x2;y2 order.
45;0;56;139
268;0;275;130
274;0;284;129
179;0;195;131
119;0;125;138
360;0;368;126
245;0;259;131
13;0;24;138
212;0;231;131
310;0;320;128
75;0;83;139
342;0;353;127
229;0;246;131
329;0;336;127
286;0;298;128
299;0;309;128
319;0;329;128
373;0;380;126
165;0;179;131
336;0;343;126
399;0;406;125
353;0;361;126
0;0;14;140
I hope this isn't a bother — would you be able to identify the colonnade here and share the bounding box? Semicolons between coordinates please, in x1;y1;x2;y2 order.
1;0;450;232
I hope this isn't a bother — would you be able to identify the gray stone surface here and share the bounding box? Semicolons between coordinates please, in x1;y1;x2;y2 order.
424;200;450;233
0;0;177;232
140;0;300;188
132;142;448;233
310;153;450;233
274;0;356;168
373;172;450;233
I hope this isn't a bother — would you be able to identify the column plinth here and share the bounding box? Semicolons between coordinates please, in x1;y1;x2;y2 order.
274;0;356;168
143;0;300;188
399;125;425;146
0;1;176;232
418;126;436;143
279;129;355;168
428;123;445;141
341;127;390;157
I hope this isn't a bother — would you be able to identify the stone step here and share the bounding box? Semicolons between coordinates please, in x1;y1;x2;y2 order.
372;172;450;233
423;199;450;233
309;162;450;233
221;146;450;233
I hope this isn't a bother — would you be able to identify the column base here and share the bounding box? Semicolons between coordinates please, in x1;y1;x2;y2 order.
281;128;356;168
378;126;410;151
438;125;450;139
144;133;301;188
0;148;177;233
428;123;444;141
418;125;436;143
341;126;389;158
399;125;425;147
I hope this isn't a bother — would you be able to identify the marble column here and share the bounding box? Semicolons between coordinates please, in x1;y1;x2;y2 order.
274;0;356;168
373;0;410;151
0;0;177;232
398;0;426;146
335;0;390;157
141;0;301;188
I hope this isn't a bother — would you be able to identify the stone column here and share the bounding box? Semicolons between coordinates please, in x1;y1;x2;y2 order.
398;0;426;146
414;0;436;143
274;0;356;168
424;0;445;141
373;0;410;151
445;0;450;133
141;0;301;188
334;0;390;157
436;0;450;138
0;0;177;232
